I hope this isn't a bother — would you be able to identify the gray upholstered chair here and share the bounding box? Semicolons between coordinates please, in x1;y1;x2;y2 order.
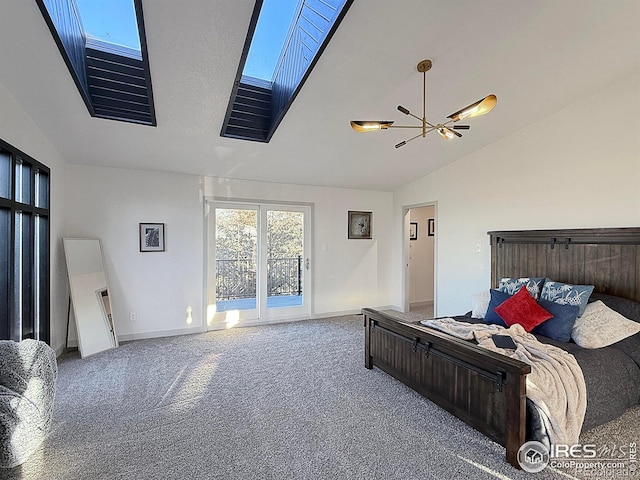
0;339;57;469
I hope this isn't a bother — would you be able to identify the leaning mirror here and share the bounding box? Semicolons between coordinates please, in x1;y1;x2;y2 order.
63;238;118;357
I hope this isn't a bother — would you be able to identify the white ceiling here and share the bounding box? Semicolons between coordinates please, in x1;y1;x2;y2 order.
1;0;639;191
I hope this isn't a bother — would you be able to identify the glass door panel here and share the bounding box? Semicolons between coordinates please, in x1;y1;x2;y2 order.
265;209;305;313
208;202;311;328
214;207;258;314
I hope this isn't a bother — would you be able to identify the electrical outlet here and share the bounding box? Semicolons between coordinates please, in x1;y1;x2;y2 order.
475;244;482;253
129;312;137;322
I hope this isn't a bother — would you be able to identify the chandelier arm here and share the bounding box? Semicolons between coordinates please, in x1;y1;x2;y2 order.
396;125;438;148
406;112;438;128
401;127;438;144
401;132;425;145
387;125;424;129
406;112;423;123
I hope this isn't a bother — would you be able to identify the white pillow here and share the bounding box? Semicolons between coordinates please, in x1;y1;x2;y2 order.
471;290;491;319
571;300;640;348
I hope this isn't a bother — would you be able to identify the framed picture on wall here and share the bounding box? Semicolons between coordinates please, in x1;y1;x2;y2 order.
348;211;372;239
139;223;165;252
428;218;435;237
409;222;418;240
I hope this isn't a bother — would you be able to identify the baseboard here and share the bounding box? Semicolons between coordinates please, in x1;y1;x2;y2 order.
312;309;359;318
88;308;392;341
117;325;207;342
386;305;405;313
206;308;383;331
54;345;67;357
410;300;434;309
206;315;311;331
312;305;396;318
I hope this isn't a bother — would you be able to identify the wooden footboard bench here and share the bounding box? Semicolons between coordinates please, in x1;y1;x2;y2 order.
363;308;531;467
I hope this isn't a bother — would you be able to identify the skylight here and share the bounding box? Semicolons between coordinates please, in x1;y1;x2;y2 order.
243;1;300;81
221;0;353;142
75;0;141;52
37;0;155;125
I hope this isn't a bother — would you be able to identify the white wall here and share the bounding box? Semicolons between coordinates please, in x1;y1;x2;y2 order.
393;72;640;316
205;177;394;317
0;82;69;354
63;169;393;342
65;166;205;341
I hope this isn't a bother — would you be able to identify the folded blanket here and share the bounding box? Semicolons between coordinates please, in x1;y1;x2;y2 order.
420;318;586;446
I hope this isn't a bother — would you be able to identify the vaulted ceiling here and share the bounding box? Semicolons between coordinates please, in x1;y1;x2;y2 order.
0;1;638;191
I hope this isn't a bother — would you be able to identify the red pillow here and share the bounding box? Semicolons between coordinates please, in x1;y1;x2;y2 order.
494;285;552;332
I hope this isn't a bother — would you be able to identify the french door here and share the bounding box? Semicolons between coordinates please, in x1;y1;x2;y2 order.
207;202;311;328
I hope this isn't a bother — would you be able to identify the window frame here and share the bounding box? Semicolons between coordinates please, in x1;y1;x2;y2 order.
35;0;156;126
0;138;50;343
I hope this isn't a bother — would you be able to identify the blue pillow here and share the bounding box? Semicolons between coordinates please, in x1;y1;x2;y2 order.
533;299;580;342
483;289;510;327
540;280;594;317
498;277;545;299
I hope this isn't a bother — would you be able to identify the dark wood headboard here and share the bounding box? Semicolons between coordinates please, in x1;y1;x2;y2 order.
489;228;640;303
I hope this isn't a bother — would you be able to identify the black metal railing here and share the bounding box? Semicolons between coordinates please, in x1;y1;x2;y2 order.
216;256;302;300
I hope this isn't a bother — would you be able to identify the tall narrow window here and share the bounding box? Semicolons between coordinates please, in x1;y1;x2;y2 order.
0;140;50;343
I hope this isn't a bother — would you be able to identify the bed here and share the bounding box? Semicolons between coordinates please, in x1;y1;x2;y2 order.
363;227;640;467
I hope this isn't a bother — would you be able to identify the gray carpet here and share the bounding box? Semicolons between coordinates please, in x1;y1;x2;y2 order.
4;315;640;479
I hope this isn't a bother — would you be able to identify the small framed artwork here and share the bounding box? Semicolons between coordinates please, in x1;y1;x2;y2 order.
348;211;372;239
428;218;435;237
139;223;165;252
409;222;418;240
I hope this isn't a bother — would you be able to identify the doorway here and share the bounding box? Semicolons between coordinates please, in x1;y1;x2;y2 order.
404;204;436;316
207;201;312;328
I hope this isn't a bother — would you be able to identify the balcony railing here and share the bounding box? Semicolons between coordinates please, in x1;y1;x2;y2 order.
216;256;302;300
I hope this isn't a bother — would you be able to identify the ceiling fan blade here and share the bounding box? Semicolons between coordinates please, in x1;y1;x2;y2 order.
452;125;470;130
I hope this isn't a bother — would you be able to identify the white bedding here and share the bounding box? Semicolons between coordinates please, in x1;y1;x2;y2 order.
420;318;586;446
